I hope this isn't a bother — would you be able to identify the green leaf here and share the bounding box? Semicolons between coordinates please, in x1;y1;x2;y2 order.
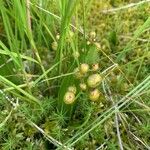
0;75;41;105
85;45;99;64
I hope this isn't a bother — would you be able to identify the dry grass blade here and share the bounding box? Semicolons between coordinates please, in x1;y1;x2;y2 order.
101;0;150;13
103;81;124;150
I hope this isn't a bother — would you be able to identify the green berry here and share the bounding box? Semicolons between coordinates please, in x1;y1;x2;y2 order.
79;83;87;91
68;86;77;94
80;63;89;74
87;74;102;88
73;51;80;58
51;41;58;51
64;91;75;104
89;31;96;39
89;89;100;101
92;63;99;71
74;68;83;79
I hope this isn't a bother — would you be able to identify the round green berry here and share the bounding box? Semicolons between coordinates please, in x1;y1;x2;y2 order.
87;74;102;88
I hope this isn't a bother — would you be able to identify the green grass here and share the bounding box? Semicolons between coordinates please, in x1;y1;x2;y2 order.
0;0;150;149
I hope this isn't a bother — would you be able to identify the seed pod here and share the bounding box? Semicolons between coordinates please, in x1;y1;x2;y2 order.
92;63;99;71
80;63;89;74
64;91;75;104
89;89;100;101
51;41;58;51
79;83;87;91
68;86;77;94
87;74;102;88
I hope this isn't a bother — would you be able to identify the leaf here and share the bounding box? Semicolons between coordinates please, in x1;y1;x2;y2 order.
108;30;118;46
85;45;99;64
0;75;41;105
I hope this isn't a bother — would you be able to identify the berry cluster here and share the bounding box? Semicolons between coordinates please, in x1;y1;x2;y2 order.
64;63;103;104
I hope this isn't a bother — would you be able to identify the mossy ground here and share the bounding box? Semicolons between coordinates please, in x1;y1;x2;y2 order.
0;0;150;150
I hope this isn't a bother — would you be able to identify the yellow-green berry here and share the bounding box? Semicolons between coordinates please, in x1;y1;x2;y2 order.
89;89;100;101
79;83;87;91
68;86;77;94
87;41;91;45
64;91;75;104
51;41;58;51
69;31;74;38
56;34;60;40
92;63;99;71
74;68;83;79
73;51;80;58
80;63;89;74
89;31;96;39
87;74;102;88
